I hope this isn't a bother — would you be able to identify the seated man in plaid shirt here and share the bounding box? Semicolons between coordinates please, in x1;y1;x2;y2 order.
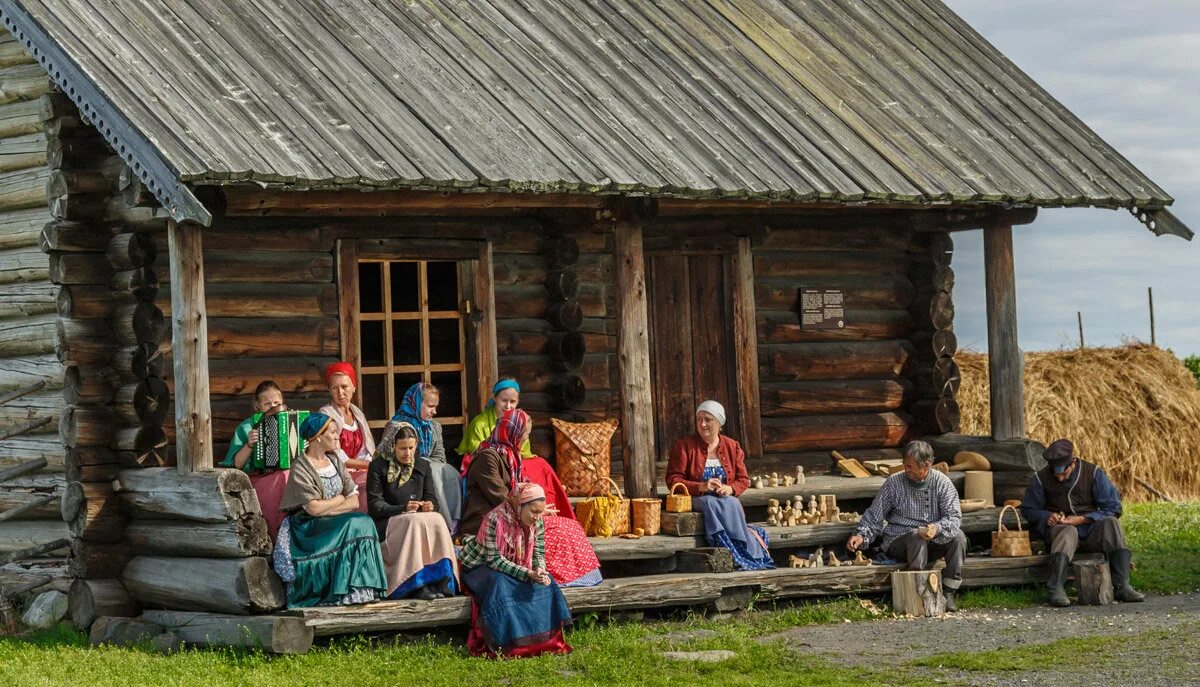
846;440;965;611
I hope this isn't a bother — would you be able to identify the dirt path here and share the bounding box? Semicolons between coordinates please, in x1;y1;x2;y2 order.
761;593;1200;686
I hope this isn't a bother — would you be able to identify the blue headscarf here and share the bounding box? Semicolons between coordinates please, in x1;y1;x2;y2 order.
299;413;334;441
486;378;521;408
391;383;434;458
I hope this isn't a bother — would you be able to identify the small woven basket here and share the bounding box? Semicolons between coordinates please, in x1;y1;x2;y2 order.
576;477;631;537
631;498;662;535
991;504;1032;557
551;418;618;497
665;482;693;513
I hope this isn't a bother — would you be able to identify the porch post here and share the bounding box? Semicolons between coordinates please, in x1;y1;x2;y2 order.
983;223;1025;439
167;219;213;472
615;221;656;498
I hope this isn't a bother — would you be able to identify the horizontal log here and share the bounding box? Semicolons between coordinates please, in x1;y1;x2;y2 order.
159;317;340;359
0;165;50;212
761;340;915;381
0;313;54;358
151;224;325;253
157;282;338;319
115;468;260;523
494;283;608;320
111;344;166;383
63;365;120;405
141;610;313;654
913;357;962;397
0;63;53;105
0;477;63;520
110;426;168;466
760;379;912;416
911;291;954;330
119;165;157;208
169;391;328;441
69;578;139;629
125;518;270;558
0;131;46;173
496;322;612;358
65;461;120;484
757;309;914;343
122;556;284;615
0;558;69;600
47;133;114;169
55;285;114;318
69;539;131;579
105;232;156;270
113;377;170;426
910;328;958;360
47;170;110;197
761;412;913;452
0;98;44;138
49;252;114;285
0;206;52;249
51;193;108;221
0;354;65;392
0;280;56;318
0;519;70;555
910;264;955;293
752;250;913;277
109;267;158;301
491;253;610;287
757;225;915;252
923;434;1046;472
63;481;126;543
157;250;333;284
0;244;49;284
111;301;166;347
0;434;62;471
55;318;116;365
755;274;916;311
497;354;610;394
60;406;117;448
913;396;961;435
0;388;61;433
169;356;330;396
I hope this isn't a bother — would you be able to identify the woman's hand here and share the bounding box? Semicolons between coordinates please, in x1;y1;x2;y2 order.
530;569;551;586
419;501;434;513
247;428;259;446
405;500;421;513
704;478;722;493
716;485;734;497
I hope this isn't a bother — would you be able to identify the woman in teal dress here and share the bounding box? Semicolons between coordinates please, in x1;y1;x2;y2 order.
274;413;387;608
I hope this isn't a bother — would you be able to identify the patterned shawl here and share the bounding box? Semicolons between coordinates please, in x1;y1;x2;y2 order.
469;408;529;491
391;383;435;458
484;481;545;569
374;420;417;486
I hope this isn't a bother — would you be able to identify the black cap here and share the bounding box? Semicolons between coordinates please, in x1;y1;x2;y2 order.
1043;439;1076;474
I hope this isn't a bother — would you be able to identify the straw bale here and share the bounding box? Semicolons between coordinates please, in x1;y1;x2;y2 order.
957;345;1200;502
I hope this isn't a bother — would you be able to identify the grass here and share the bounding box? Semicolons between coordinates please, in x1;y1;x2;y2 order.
0;501;1193;686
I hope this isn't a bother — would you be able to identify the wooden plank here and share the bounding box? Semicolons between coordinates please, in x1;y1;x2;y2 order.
983;224;1024;439
157;282;338;319
0;98;45;138
761;340;915;381
335;239;360;406
761;379;911;416
755;274;916;311
167;220;213;473
356;237;480;261
646;253;694;463
222;189;605;216
157;250;333;284
689;253;739;438
757;309;914;343
0;281;56;318
615;222;656;498
733;237;763;458
761;412;912;452
474;240;498;414
158;317;340;359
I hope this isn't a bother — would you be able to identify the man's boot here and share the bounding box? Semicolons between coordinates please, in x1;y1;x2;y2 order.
1108;549;1146;602
943;588;957;613
1047;553;1071;607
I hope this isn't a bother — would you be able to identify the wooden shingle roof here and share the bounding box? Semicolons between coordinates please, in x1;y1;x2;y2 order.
0;0;1187;236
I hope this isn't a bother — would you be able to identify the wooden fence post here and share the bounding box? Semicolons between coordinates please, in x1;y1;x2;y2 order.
615;221;656;498
167;220;213;473
983;223;1025;440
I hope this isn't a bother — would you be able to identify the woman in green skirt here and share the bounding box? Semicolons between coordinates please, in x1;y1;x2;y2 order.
274;413;387;608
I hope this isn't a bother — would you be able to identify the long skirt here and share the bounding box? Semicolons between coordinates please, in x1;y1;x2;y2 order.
422;458;462;529
281;512;387;608
381;511;459;599
696;495;774;571
542;515;602;588
462;565;572;658
248;470;289;540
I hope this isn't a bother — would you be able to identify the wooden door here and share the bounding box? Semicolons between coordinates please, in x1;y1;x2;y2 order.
646;252;740;463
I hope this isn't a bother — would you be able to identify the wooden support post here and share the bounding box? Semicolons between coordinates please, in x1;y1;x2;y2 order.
335;240;361;407
983;224;1025;440
473;240;498;413
167;220;213;473
732;237;763;458
615;221;656;499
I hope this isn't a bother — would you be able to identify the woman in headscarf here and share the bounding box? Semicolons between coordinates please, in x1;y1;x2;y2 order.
391;382;461;529
274;413;387;608
367;420;458;601
221;380;290;539
457;482;572;658
461;408;601;588
318;361;373;512
665;400;774;571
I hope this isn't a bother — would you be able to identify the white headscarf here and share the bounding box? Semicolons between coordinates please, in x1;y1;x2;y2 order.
696;400;726;427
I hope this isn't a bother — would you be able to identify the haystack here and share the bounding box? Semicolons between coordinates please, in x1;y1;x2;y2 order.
957;345;1200;502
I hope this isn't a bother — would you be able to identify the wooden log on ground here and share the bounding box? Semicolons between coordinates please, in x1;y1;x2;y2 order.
122;556;284;614
110;426;169;467
923;434;1046;472
106;232;156;270
111;301;166;347
62;481;126;543
69;578;139;629
1072;558;1114;606
39;220;110;253
762;340;914;381
125;518;270;558
115;468;259;522
55;318;116;365
761;379;911;416
49;252;113;285
89;616;162;646
69;539;131;579
56;285;115;319
111;344;165;383
761;412;913;452
891;570;945;617
0;244;49;284
141;610;313;654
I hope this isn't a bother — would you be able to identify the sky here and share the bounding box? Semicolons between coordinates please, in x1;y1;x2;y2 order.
944;1;1199;356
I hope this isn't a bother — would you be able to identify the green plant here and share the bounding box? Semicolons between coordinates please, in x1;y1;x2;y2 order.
1183;355;1200;386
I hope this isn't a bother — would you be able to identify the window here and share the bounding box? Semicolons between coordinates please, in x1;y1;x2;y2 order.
355;259;468;434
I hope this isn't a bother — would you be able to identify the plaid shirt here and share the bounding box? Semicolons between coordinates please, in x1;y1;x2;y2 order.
855;471;962;552
458;512;545;582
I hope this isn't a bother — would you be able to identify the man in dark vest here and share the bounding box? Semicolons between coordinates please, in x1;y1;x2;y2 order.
1021;438;1145;607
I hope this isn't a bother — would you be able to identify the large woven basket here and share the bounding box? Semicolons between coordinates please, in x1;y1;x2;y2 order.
991;504;1032;557
665;482;692;513
631;498;662;536
551;418;618;497
576;477;631;537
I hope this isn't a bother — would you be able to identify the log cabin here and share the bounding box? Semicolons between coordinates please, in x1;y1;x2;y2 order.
0;0;1189;648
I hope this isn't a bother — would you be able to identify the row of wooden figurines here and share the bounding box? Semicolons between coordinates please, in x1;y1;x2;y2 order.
788;547;874;569
766;494;862;527
749;467;807;489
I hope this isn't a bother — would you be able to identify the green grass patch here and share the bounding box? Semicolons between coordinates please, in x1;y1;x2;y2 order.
1123;501;1200;593
954;586;1042;609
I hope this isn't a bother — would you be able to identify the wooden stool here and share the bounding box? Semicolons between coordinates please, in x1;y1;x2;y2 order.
1072;558;1114;605
891;570;945;617
661;511;704;536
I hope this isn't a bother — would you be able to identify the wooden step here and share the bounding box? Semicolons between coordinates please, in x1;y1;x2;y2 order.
589;506;1016;561
287;554;1049;637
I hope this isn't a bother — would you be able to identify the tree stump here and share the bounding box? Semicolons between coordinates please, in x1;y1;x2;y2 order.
677;547;734;574
661;512;704;537
1072;558;1114;606
891;570;945;617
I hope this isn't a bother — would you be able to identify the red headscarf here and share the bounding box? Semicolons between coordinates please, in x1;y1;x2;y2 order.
325;362;356;388
463;408;530;490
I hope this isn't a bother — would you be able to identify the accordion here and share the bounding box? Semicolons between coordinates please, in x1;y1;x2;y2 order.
250;409;309;471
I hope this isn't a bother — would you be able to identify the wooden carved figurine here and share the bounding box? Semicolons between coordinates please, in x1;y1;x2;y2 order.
788;554;808;569
766;499;780;527
810;546;825;568
751;476;765;489
808;495;818;514
827;551;842;567
852;551;872;567
769;472;780;487
795;466;806;486
782;475;794;487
